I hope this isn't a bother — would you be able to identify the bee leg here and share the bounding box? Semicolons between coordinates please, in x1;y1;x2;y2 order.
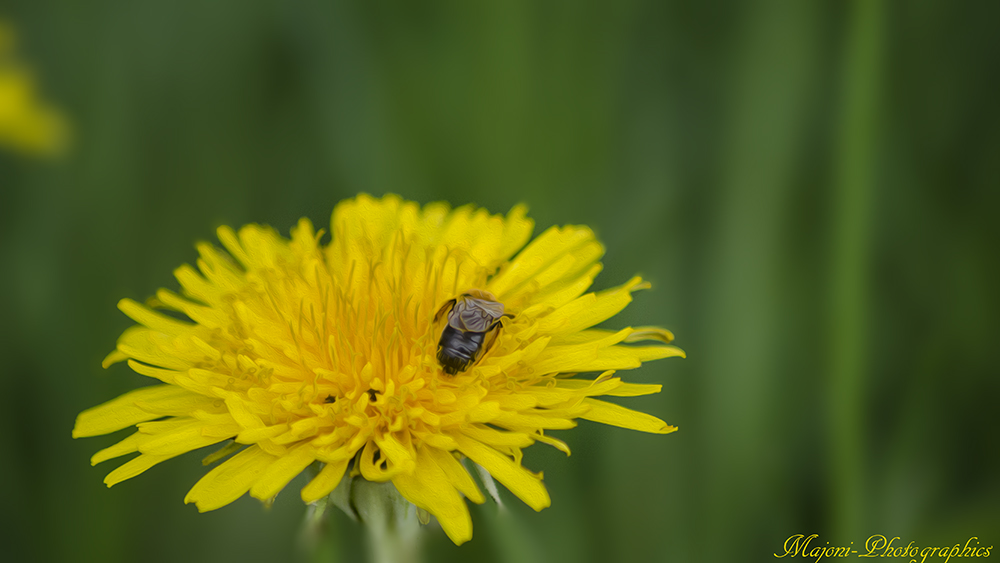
434;299;457;323
479;319;507;360
494;313;514;329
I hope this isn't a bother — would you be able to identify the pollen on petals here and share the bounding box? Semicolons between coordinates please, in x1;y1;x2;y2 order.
75;194;683;545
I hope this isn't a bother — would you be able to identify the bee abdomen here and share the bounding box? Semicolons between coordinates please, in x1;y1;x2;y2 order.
437;326;487;375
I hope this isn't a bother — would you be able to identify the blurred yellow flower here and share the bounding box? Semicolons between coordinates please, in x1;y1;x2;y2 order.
0;22;67;156
74;194;683;545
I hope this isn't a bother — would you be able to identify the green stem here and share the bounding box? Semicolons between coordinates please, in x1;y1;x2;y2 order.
829;0;884;541
352;479;423;563
299;497;340;563
472;462;540;563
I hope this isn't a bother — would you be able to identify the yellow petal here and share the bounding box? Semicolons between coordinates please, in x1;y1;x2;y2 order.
495;204;534;263
529;263;603;310
301;459;350;503
220;393;267;430
549;376;662;397
115;326;192;370
536;276;646;335
489;393;538;410
101;350;129;368
202;441;242;466
73;385;198;438
236;424;289;444
490;409;579;430
526;244;597;290
195;240;244;287
602;382;663;397
624;326;675;344
532;432;571;456
117;298;193;335
132;391;222;417
173;263;216;305
215;225;252;268
528;376;623;406
580;398;677;434
438;204;533;271
91;432;144;465
461;424;535;449
531;344;684;375
489;225;601;299
155;289;228;329
232;224;285;270
124;359;180;384
550;328;639;346
184;446;276;511
453;433;550;512
249;443;316;501
428;448;484;504
135;417;191;435
374;432;416;474
104;453;172;487
393;446;473;545
358;436;413;481
138;419;235;457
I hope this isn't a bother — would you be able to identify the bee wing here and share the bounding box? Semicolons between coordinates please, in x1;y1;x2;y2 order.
451;298;501;332
454;307;488;332
474;299;506;320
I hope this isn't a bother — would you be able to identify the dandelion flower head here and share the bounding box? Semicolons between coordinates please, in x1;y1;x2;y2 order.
0;21;67;156
74;194;684;544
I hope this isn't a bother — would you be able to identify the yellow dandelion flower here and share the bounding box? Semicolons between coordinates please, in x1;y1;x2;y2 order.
0;21;67;156
74;194;684;545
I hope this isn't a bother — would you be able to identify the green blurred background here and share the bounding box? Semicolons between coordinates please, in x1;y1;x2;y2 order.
2;1;998;561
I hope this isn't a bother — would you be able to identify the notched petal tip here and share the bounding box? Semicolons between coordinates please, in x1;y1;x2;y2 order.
70;409;93;439
622;276;650;292
201;441;242;466
646;423;679;435
101;349;128;369
580;398;677;435
183;491;219;513
623;326;675;344
509;202;529;213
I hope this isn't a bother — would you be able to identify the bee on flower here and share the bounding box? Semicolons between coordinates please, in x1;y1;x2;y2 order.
73;194;684;545
434;289;511;376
